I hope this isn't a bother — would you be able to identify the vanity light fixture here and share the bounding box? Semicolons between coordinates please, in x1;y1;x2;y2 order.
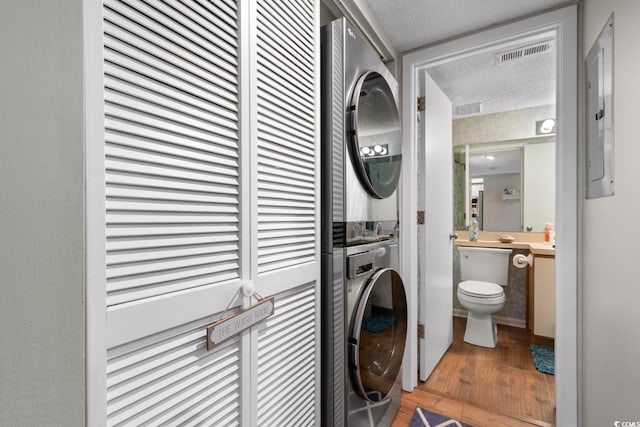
536;118;556;135
360;143;388;157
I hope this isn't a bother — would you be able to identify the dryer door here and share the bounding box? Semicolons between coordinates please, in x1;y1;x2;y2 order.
349;71;402;199
349;268;407;401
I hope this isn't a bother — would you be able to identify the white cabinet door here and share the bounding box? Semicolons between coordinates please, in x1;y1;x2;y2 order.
96;1;318;425
534;256;556;338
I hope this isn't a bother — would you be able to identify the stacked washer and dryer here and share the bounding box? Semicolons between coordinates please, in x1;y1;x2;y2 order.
321;18;408;427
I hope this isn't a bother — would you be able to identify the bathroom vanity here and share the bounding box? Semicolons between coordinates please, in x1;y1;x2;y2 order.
454;232;555;346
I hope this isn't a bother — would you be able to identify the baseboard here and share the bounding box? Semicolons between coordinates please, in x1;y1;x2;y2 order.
453;308;526;329
531;334;555;347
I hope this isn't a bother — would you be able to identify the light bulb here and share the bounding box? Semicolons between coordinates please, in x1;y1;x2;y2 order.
540;118;555;133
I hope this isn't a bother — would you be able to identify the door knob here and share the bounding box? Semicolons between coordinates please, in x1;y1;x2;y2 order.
449;233;458;240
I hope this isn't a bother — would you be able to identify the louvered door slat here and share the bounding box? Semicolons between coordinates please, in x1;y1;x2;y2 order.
106;0;237;69
107;271;240;306
103;54;236;110
258;181;314;197
106;174;238;197
257;284;317;426
154;0;238;48
106;233;237;252
257;143;314;175
107;335;240;426
103;5;238;76
106;147;238;178
255;9;313;69
280;0;314;19
106;160;238;187
258;54;313;101
257;90;313;132
257;129;315;160
258;110;314;142
258;156;313;181
105;93;239;141
103;1;243;425
103;18;237;93
260;1;313;48
257;98;314;136
257;35;313;85
102;18;237;87
194;0;238;29
106;242;239;266
105;73;237;121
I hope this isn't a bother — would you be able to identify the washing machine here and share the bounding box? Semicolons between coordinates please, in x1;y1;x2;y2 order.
345;240;407;427
321;17;407;427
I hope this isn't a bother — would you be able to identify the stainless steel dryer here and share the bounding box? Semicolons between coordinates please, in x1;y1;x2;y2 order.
321;17;407;427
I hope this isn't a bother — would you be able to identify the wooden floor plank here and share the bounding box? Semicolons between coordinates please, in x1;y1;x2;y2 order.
392;317;555;426
461;404;542;427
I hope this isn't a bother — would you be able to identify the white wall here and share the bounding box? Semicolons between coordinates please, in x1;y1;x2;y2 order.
582;1;640;425
453;105;555;146
482;173;522;231
0;1;85;425
524;141;555;232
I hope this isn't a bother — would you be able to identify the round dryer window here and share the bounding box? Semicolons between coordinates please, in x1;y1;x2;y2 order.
349;268;407;402
349;71;402;199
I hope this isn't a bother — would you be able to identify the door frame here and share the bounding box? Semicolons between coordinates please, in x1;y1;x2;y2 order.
84;0;107;423
400;5;578;425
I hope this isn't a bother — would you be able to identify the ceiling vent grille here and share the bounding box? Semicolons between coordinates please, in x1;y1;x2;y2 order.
454;102;483;116
496;40;554;64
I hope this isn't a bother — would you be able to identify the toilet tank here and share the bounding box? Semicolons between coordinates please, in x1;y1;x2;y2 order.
458;246;512;286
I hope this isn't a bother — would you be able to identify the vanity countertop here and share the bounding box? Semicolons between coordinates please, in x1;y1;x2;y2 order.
527;243;556;256
453;231;555;257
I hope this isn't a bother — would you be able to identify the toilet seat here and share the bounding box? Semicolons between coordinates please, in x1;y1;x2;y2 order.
458;280;504;298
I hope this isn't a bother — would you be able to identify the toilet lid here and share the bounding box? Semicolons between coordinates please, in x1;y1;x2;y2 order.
459;280;504;298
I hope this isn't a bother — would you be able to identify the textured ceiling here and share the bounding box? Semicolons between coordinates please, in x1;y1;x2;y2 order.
363;0;562;117
364;0;569;52
427;38;556;117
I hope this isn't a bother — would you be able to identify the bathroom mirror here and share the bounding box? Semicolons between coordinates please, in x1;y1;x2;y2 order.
454;138;555;232
349;71;402;199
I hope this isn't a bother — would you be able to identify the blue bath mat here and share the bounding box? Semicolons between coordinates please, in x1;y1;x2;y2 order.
530;344;554;375
409;407;473;427
362;314;395;333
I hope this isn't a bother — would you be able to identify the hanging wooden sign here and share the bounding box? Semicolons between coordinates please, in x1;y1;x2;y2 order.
206;296;275;350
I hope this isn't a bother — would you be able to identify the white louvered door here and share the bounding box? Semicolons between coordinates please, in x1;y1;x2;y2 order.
97;0;319;426
253;0;320;424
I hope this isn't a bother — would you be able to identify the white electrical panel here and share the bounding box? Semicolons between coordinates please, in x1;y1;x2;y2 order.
585;14;614;199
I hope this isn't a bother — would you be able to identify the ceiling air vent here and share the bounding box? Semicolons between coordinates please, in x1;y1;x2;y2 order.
496;40;554;64
454;102;483;116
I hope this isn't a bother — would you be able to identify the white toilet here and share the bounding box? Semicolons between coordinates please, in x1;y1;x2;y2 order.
457;246;512;348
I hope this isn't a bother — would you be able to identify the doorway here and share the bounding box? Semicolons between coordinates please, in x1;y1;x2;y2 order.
400;6;578;425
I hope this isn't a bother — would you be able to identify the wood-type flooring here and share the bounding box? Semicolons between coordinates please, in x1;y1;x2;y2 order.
392;317;555;426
